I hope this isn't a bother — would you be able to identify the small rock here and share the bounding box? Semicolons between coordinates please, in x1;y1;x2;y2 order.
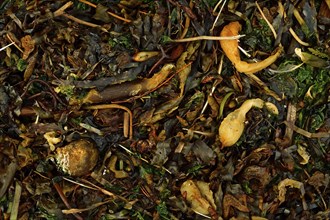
56;139;99;176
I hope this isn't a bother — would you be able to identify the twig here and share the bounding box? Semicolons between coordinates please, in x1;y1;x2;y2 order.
9;182;22;220
53;1;73;17
278;2;309;46
284;121;330;139
53;181;84;220
62;200;112;214
255;1;277;39
171;34;245;42
6;33;23;53
84;104;133;139
62;13;108;33
113;62;192;103
78;0;131;23
180;14;191;39
179;0;194;39
268;62;304;74
21;79;67;106
0;42;14;52
210;0;227;33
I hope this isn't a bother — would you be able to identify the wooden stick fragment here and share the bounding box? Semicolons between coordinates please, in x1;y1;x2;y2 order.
84;104;133;139
78;0;131;23
62;13;108;32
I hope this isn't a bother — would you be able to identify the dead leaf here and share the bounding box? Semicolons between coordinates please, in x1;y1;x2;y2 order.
176;42;199;96
295;48;329;68
93;4;112;23
234;146;273;175
192;140;216;165
24;51;38;81
297;144;310;165
241;165;271;190
180;179;216;216
223;194;250;218
277;178;305;204
308;171;329;191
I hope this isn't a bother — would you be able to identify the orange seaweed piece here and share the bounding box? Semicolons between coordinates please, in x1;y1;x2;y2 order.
219;21;283;74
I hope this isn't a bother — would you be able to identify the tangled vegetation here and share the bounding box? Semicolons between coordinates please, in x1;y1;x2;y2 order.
0;0;329;219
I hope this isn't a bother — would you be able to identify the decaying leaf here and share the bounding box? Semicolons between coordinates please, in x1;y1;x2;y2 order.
17;146;36;168
83;63;175;103
108;155;129;178
308;171;329;191
93;4;111;23
180;179;216;216
297;144;310;165
241;165;271;190
219;98;278;147
223;194;250;218
132;51;160;62
295;48;329;68
151;140;172;166
0;161;17;198
44;131;62;151
277;178;305;204
176;41;200;96
192;140;216;165
21;35;35;60
234;146;273;175
23;51;38;81
219;21;283;74
140;96;183;125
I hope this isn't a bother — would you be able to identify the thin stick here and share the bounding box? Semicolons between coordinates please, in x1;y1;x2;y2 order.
255;1;277;39
278;2;309;46
284;121;330;138
6;34;23;53
210;0;227;33
62;13;108;32
84;104;133;139
53;181;83;220
78;0;131;23
53;1;73;17
171;34;245;42
62;177;98;190
213;0;225;12
0;42;14;52
9;182;22;220
179;0;194;39
62;200;112;214
123;112;129;138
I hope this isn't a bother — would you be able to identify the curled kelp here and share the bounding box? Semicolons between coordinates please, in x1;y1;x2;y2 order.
219;21;283;74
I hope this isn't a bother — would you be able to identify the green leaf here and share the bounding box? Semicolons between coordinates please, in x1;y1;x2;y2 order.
17;59;27;71
295;48;329;68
